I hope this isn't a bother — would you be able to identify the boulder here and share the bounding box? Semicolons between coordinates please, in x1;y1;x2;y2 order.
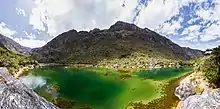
175;83;196;100
184;89;220;109
0;67;59;109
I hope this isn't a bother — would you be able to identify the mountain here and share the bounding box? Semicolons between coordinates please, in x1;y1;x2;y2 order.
0;34;30;55
31;21;203;68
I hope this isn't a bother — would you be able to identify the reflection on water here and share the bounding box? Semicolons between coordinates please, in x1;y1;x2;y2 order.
20;75;46;89
136;68;192;80
24;67;192;109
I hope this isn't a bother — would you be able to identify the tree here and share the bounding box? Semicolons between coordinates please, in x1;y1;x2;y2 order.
211;46;220;87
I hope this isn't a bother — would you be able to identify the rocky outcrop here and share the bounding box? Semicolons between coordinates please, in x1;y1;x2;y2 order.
182;47;204;59
175;72;220;109
0;67;59;109
109;21;141;31
184;89;220;109
175;83;196;100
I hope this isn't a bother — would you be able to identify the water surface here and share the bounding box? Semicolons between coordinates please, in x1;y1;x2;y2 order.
24;67;191;109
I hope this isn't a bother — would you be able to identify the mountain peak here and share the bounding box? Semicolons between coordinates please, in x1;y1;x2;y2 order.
109;21;141;31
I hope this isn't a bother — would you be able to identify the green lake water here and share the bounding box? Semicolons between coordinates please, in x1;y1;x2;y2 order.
25;67;192;109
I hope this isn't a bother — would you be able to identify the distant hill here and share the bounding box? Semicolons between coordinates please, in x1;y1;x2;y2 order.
0;34;31;55
0;34;37;73
30;21;203;68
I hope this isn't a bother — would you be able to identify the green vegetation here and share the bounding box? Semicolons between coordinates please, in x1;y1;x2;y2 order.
192;86;204;95
28;67;191;109
31;21;203;69
52;97;76;109
196;46;220;88
0;47;38;73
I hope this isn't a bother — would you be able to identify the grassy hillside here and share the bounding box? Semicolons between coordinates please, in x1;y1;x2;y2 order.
195;46;220;88
0;47;38;74
31;21;203;68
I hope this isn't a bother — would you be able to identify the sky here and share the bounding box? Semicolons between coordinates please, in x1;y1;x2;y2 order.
0;0;220;50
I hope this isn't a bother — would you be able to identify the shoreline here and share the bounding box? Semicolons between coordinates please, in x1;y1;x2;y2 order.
14;65;36;79
175;71;212;109
130;71;193;109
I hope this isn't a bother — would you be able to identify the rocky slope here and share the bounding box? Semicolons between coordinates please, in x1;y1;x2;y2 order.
175;50;220;109
30;21;203;67
0;34;30;55
175;81;220;109
0;67;59;109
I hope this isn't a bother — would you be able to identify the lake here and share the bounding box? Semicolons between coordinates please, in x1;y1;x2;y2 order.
21;67;192;109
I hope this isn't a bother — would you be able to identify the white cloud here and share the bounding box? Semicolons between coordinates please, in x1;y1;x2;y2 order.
188;25;201;32
188;17;200;24
23;31;36;39
180;25;201;42
14;38;46;48
180;22;220;42
200;23;220;41
178;1;220;44
24;0;207;37
16;8;26;16
136;0;180;29
26;0;139;36
196;9;213;21
0;22;16;38
13;0;220;50
156;16;183;36
0;22;45;48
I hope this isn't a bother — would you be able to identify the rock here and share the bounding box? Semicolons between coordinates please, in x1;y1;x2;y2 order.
109;21;141;32
184;89;220;109
113;64;119;69
175;83;196;100
176;101;184;109
0;67;59;109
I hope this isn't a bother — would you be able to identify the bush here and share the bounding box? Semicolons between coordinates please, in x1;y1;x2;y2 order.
199;46;220;88
0;47;35;74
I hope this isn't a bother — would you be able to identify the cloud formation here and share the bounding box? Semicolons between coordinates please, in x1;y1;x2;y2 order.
0;22;16;38
1;0;220;49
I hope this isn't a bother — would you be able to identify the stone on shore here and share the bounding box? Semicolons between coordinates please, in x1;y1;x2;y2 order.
184;89;220;109
175;79;220;109
175;83;196;100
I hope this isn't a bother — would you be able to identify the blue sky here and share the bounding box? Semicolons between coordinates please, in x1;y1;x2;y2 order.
0;0;220;50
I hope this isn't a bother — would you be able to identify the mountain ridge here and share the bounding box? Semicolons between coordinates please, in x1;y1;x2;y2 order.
0;34;31;55
30;21;203;68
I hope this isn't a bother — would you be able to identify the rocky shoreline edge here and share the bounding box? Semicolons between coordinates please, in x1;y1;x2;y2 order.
175;71;220;109
0;67;59;109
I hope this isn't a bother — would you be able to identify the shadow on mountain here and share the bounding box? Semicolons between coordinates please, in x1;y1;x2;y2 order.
30;21;203;65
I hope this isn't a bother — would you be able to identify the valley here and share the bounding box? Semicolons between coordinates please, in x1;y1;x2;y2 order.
1;1;220;108
1;21;219;109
